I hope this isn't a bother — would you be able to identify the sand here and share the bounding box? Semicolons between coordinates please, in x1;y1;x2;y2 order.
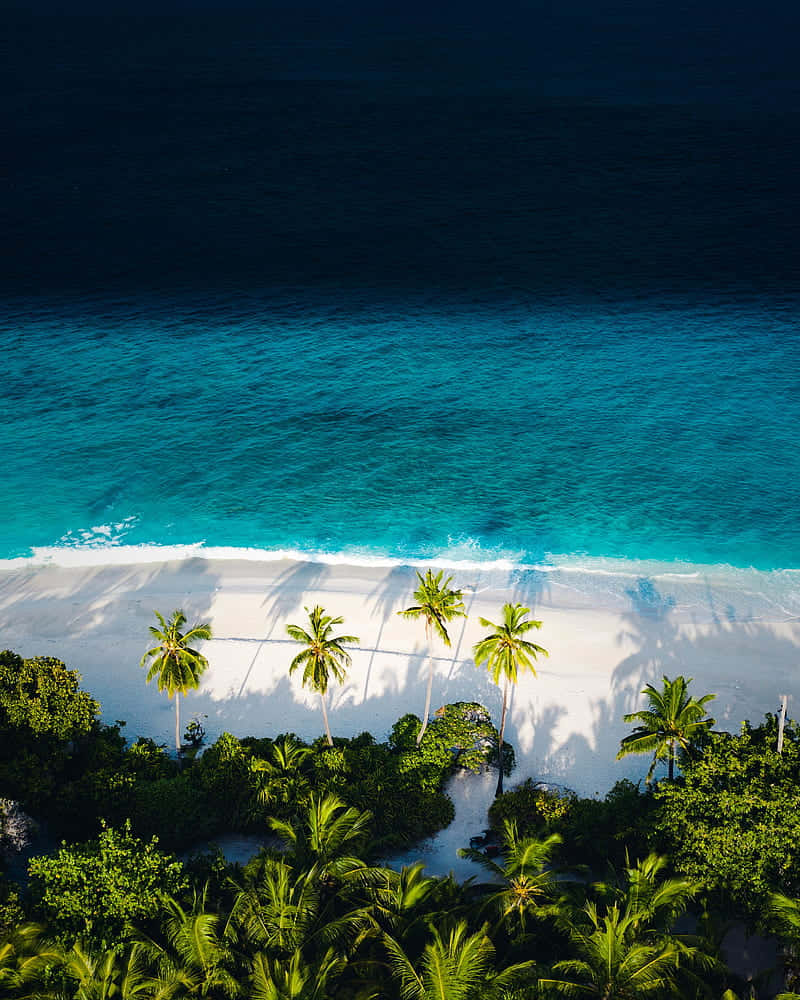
1;555;798;797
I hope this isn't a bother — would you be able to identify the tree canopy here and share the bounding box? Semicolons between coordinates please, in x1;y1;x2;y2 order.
0;651;99;742
652;714;800;918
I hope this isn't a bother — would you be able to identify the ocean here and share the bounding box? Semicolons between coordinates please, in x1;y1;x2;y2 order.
3;3;800;585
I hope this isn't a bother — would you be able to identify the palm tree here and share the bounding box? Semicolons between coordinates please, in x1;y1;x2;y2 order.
473;603;548;795
144;888;239;999
231;857;323;959
616;675;716;782
248;947;345;1000
286;606;359;748
55;940;155;1000
370;861;437;938
539;902;684;999
540;856;708;999
269;792;375;881
768;893;800;997
459;820;562;935
252;737;314;816
398;570;466;747
0;923;61;997
140;609;212;755
384;920;534;1000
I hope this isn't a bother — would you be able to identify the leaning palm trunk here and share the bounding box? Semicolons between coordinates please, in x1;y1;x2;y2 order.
416;625;434;747
416;656;436;748
175;690;181;755
320;692;333;747
496;678;509;796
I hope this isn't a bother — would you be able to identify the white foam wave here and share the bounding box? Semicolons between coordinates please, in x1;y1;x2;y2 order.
0;540;797;584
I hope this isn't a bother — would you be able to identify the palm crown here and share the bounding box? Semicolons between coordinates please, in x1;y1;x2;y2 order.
616;674;716;782
473;602;547;685
287;605;359;746
398;569;466;644
140;609;212;754
398;570;466;747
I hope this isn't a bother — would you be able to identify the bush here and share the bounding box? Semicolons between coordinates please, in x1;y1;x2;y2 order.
490;778;653;871
652;714;800;920
28;820;187;949
0;651;99;742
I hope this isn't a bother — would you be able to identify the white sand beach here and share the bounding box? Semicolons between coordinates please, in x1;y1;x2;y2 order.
1;554;799;797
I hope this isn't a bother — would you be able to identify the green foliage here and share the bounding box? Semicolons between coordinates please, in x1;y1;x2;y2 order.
0;650;99;741
0;653;132;840
123;736;174;780
140;609;212;753
0;881;27;936
194;731;264;829
652;714;800;919
426;702;513;773
28;820;187;949
490;779;653;871
128;775;219;850
617;674;716;782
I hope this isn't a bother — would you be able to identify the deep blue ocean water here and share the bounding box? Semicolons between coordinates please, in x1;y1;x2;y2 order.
3;3;800;574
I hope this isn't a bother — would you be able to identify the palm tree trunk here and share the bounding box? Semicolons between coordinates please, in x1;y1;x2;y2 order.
175;690;181;756
416;654;435;748
320;692;333;747
669;739;675;781
495;679;508;797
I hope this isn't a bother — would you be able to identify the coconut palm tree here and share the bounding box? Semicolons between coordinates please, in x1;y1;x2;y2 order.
143;888;239;999
540;856;707;999
248;947;345;1000
270;792;375;880
768;893;800;997
616;675;716;782
287;606;358;748
140;609;212;755
459;820;562;934
473;603;548;795
0;923;61;997
383;920;534;1000
54;940;155;1000
252;736;314;816
369;861;438;938
398;570;466;747
539;902;683;999
231;857;323;959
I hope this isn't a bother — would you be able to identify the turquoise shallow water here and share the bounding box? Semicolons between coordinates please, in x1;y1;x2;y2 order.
2;289;799;573
3;9;800;579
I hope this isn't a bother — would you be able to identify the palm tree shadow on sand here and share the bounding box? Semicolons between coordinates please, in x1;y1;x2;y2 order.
231;561;333;700
362;565;418;703
0;558;223;753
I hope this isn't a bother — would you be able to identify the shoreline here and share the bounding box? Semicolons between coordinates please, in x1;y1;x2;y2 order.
1;554;799;797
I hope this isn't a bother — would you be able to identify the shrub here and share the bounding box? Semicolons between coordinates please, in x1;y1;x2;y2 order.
28;820;187;949
490;778;653;871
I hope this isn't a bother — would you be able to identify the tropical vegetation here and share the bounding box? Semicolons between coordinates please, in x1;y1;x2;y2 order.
2;599;800;997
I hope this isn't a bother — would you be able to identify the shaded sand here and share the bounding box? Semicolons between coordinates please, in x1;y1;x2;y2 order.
1;556;799;796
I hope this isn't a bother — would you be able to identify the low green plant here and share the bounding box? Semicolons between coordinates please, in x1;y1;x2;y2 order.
28;820;187;949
